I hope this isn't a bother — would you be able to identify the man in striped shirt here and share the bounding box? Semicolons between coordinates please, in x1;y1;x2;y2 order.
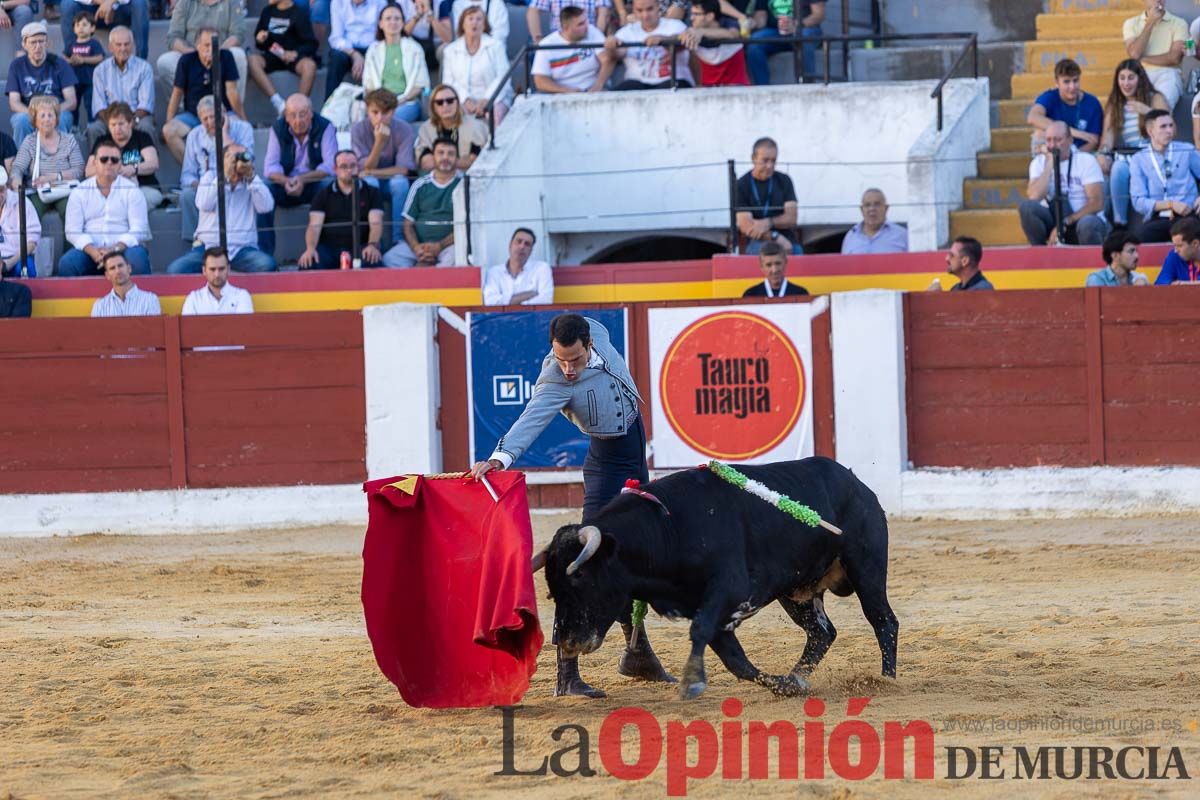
90;250;161;317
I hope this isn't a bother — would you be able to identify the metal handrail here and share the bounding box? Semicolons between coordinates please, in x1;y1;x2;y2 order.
483;30;980;146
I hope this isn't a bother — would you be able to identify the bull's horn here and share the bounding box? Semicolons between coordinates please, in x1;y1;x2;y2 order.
530;546;549;573
566;526;602;575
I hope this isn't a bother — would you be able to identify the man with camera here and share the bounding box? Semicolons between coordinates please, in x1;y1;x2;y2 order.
1018;120;1108;247
166;143;277;274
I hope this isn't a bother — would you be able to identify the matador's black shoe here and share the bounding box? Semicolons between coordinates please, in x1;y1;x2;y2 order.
617;623;677;683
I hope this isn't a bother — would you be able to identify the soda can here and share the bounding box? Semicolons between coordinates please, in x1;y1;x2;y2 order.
340;251;351;270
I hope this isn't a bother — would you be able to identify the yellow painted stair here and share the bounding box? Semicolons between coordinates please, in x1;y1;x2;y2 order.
949;209;1027;246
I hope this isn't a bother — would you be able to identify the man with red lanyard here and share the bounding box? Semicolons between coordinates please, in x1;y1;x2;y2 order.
1159;215;1200;283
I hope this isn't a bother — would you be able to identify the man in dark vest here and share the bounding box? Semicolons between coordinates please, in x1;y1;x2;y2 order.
470;313;675;698
258;94;336;259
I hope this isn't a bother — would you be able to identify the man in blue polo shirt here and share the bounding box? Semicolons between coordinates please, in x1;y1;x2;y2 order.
1158;216;1200;284
1027;58;1103;152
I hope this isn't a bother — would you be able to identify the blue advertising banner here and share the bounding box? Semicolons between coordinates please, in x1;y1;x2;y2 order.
468;309;628;467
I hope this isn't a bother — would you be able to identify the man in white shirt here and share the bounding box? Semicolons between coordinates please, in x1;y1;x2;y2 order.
59;139;151;276
483;228;554;305
608;0;693;90
531;6;614;94
90;250;161;317
168;143;276;274
0;184;40;278
1018;120;1108;246
181;247;255;315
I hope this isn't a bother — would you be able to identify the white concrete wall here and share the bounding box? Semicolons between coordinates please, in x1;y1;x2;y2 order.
466;78;989;262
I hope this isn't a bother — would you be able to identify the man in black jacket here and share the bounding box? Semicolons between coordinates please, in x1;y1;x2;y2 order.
743;241;809;298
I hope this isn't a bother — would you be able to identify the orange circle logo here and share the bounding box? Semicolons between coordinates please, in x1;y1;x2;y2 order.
659;311;805;460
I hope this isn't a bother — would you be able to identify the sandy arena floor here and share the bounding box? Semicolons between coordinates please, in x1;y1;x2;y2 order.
2;514;1199;798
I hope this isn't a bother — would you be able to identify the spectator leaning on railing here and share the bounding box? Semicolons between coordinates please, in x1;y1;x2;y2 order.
609;0;694;90
180;95;255;245
527;0;610;42
1123;0;1187;110
363;3;430;123
6;22;78;143
0;183;40;278
1027;58;1102;153
60;138;151;277
441;5;512;125
735;136;800;254
87;26;156;149
91;250;162;316
531;6;614;94
386;136;461;267
841;188;908;255
483;228;554;305
181;247;255;315
1129;109;1200;243
679;0;749;88
1158;216;1200;284
1086;231;1149;288
1019;120;1108;247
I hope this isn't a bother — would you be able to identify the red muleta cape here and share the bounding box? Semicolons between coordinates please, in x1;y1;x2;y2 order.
362;471;544;708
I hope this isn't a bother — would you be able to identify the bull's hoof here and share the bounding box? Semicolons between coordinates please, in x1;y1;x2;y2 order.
618;648;678;684
555;676;607;699
678;681;707;700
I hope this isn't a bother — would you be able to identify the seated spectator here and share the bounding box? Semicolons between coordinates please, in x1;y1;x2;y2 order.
86;26;156;150
393;0;442;74
609;0;693;90
415;84;489;172
249;0;319;116
613;0;688;26
59;138;150;276
162;28;246;164
1158;216;1200;284
363;3;430;123
0;271;32;317
9;96;85;219
352;89;416;248
680;0;749;87
1027;59;1102;152
1129;109;1200;242
934;236;993;292
85;102;162;209
483;228;554;305
181;246;254;315
742;240;808;297
158;0;248;102
451;0;508;45
297;150;385;269
90;250;162;316
841;188;908;254
1101;59;1167;229
384;136;461;266
0;183;40;277
64;12;106;125
326;0;388;98
61;0;149;61
531;6;613;95
0;131;16;177
179;96;255;244
1123;0;1186;110
168;144;277;274
1019;121;1108;246
6;22;79;143
260;94;337;258
746;0;825;86
442;6;512;124
0;1;34;50
1086;231;1149;287
527;0;611;43
735;136;800;254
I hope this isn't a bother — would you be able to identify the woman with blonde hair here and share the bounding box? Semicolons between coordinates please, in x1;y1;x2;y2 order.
1100;59;1168;228
9;96;85;219
363;2;431;123
414;83;489;173
440;5;512;125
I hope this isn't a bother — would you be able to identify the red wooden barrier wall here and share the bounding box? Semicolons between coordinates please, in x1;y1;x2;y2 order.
905;287;1200;469
0;312;366;494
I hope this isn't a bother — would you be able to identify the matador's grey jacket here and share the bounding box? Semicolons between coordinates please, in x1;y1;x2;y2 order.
489;318;642;467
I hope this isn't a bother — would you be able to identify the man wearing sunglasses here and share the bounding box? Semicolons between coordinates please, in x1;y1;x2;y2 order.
59;139;151;276
1130;109;1200;242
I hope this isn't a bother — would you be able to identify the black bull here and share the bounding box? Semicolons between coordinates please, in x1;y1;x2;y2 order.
537;457;899;700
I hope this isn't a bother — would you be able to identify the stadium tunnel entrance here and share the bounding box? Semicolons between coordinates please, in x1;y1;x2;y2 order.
582;235;727;264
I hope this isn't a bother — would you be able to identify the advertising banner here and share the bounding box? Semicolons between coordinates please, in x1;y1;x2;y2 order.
648;304;816;467
468;309;628;467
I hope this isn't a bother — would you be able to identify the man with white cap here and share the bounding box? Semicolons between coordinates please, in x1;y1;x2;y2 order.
5;21;79;142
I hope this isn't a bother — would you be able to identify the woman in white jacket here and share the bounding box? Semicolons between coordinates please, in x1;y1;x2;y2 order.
363;3;432;123
440;5;513;126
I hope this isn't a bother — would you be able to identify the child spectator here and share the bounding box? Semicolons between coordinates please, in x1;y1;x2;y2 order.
65;12;106;125
249;0;320;116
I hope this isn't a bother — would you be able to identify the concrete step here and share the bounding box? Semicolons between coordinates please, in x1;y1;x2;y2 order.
950;208;1027;246
1049;0;1142;13
1011;70;1103;100
1036;11;1132;41
1024;37;1130;75
963;178;1027;210
978;151;1032;179
998;98;1033;127
991;126;1036;153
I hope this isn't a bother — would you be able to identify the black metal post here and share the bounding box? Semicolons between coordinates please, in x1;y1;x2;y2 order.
936;94;943;132
727;159;738;254
211;32;227;254
823;39;831;85
464;174;472;263
972;35;978;79
351;175;360;266
18;176;28;276
1052;148;1066;244
670;42;678;89
792;38;801;83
